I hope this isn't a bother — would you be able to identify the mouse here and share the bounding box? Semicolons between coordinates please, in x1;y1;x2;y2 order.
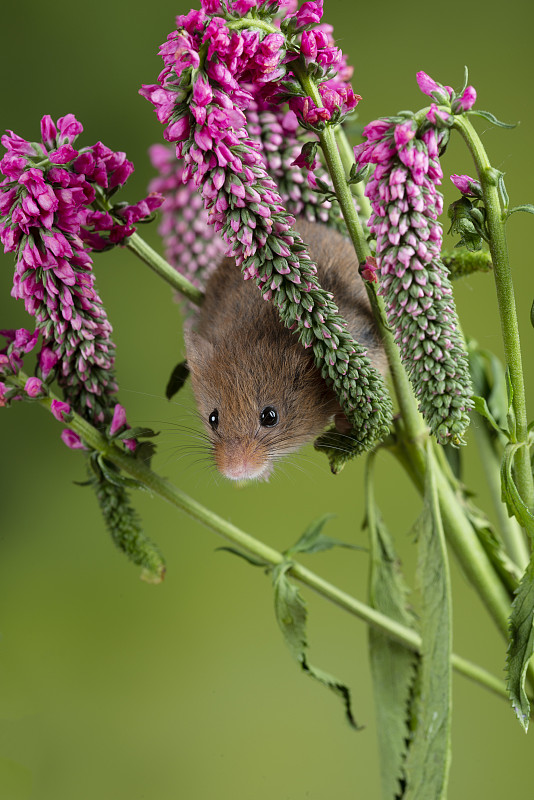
184;218;386;482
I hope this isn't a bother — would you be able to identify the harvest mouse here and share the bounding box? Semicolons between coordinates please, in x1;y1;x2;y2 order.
184;219;385;481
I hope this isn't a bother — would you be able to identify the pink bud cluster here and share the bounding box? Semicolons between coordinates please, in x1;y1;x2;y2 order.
141;0;392;451
354;97;474;444
0;114;162;424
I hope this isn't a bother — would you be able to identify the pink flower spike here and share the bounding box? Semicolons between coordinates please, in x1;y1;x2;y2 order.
109;403;128;436
61;429;87;450
51;399;71;421
25;376;44;397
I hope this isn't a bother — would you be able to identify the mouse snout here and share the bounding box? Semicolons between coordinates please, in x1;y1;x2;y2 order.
214;439;271;482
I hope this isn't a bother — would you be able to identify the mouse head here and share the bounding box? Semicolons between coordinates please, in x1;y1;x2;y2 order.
184;330;337;482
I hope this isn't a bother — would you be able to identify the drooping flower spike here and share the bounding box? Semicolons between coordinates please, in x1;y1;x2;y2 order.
141;0;392;452
353;73;475;445
0;114;163;424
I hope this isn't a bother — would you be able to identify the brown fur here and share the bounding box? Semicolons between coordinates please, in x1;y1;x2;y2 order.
185;219;385;480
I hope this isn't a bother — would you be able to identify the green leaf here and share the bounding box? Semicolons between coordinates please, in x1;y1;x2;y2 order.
472;395;509;438
507;204;534;218
497;172;509;213
272;562;360;729
468;108;517;129
507;557;534;731
285;513;365;557
500;442;534;534
165;360;190;401
403;447;452;800
530;299;534;329
365;457;418;798
459;65;469;96
461;499;522;593
468;341;509;434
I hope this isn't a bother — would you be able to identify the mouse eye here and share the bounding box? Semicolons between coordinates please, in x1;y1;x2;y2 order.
260;407;278;427
208;409;219;429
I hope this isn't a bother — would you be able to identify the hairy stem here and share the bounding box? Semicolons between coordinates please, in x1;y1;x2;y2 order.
126;232;204;305
293;64;524;658
453;115;534;512
9;370;517;706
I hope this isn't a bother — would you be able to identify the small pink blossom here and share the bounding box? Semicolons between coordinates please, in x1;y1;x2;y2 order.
455;86;477;112
450;173;482;197
25;376;44;397
51;399;71;421
61;429;87;450
109;403;128;436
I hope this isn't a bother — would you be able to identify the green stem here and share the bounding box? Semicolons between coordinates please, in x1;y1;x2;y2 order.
293;62;429;445
126;232;204;306
293;64;523;656
453;116;534;512
334;126;372;221
9;370;516;707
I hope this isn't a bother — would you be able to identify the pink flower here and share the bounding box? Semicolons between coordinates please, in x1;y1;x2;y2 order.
416;71;440;96
109;403;128;436
295;0;323;27
450;173;482;197
454;86;477;113
0;381;7;407
61;429;87;450
51;399;71;421
25;376;44;397
39;347;60;378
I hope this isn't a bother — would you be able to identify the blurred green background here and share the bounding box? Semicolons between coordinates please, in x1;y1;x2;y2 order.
1;1;533;797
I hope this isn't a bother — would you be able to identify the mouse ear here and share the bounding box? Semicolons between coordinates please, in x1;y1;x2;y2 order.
183;330;214;370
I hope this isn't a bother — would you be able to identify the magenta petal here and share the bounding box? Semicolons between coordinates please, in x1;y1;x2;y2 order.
109;402;127;436
61;429;86;449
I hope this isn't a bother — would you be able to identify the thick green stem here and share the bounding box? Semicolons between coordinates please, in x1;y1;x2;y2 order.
8;371;515;706
126;232;204;306
293;65;524;658
453;116;534;512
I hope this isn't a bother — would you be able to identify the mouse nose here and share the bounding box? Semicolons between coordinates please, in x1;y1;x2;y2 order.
215;442;270;482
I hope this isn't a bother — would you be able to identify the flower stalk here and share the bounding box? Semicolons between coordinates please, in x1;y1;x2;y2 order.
5;368;521;708
453;115;534;511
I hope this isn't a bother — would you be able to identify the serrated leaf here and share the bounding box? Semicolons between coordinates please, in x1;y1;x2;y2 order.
403;447;452;800
215;546;269;568
507;557;534;730
272;562;360;728
507;204;534;218
285;513;364;556
468;108;516;129
165;360;190;401
365;456;418;798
